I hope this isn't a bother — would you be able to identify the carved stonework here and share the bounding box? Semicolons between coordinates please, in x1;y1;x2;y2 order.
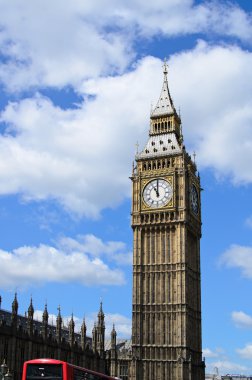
130;63;205;380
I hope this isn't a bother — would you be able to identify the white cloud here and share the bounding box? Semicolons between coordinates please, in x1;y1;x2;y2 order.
219;244;252;278
0;57;161;217
232;311;252;328
1;43;252;216
0;1;133;91
237;344;252;359
203;347;219;358
0;1;251;91
120;0;252;41
58;235;132;266
33;309;131;338
0;234;131;289
207;360;248;374
203;347;250;376
103;313;132;338
169;41;252;185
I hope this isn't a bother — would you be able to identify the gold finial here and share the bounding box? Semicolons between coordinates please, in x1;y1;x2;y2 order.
163;58;168;75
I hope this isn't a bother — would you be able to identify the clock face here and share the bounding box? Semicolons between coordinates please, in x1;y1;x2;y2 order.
191;184;199;214
143;178;173;208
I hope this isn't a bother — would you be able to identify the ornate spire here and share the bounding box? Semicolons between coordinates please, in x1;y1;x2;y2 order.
56;306;62;322
42;303;49;340
12;293;18;315
92;322;97;352
81;317;87;350
98;301;104;316
81;317;87;334
110;324;117;376
98;301;105;327
69;313;75;346
43;303;49;323
56;306;62;343
111;324;116;340
151;59;176;118
69;313;75;329
28;297;34;318
136;60;183;159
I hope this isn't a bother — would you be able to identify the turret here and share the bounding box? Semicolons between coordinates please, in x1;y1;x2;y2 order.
56;306;62;344
111;324;117;349
96;302;105;356
42;303;49;340
110;324;117;377
11;293;18;326
69;314;75;348
81;318;87;351
92;323;97;353
27;297;34;335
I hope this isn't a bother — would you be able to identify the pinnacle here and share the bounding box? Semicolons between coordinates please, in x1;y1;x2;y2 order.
151;60;176;118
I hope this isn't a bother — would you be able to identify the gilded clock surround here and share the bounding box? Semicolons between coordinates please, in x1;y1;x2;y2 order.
130;62;205;380
141;175;174;210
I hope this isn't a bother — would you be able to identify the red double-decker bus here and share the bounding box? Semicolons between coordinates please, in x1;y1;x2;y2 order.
22;359;121;380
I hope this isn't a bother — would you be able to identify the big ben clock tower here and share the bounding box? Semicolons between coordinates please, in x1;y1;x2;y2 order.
130;62;205;380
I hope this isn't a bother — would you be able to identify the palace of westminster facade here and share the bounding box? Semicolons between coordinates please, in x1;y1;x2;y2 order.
0;63;205;380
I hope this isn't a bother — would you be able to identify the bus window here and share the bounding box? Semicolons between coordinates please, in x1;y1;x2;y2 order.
26;364;63;380
73;367;108;380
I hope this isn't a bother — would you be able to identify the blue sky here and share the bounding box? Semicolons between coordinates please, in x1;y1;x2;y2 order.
0;0;252;376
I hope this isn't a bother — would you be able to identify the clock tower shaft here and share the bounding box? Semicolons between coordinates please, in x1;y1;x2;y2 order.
130;63;205;380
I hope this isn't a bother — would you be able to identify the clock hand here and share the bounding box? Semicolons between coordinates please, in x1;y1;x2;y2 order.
154;187;159;197
156;179;159;197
